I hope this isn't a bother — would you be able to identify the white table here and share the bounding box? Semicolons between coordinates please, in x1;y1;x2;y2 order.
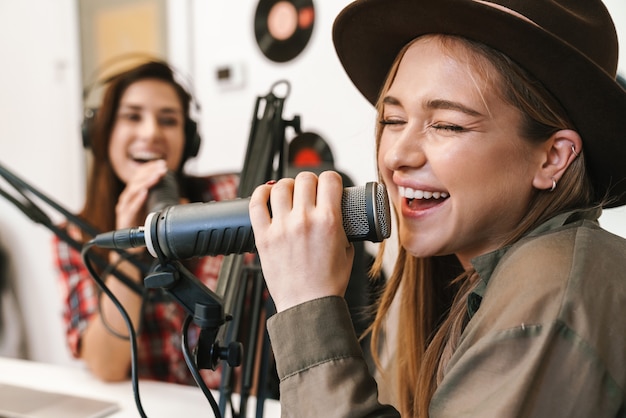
0;357;281;417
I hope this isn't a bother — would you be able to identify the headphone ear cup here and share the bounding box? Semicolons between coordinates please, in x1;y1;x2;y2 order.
82;108;98;149
183;118;201;160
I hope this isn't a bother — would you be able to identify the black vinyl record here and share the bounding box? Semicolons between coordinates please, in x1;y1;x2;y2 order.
254;0;315;63
288;132;334;167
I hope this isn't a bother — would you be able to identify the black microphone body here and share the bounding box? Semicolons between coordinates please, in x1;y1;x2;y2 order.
95;182;391;260
147;170;180;213
146;198;254;259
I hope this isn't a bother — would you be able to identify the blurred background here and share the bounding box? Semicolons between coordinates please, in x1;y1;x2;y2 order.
0;0;624;368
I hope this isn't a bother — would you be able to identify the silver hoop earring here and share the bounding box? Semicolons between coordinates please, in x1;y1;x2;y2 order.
571;145;579;158
550;178;557;192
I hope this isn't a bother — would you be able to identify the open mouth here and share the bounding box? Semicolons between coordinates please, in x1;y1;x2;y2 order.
130;152;164;164
399;186;449;210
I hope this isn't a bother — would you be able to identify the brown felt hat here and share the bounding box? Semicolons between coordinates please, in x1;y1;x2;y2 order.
333;0;626;208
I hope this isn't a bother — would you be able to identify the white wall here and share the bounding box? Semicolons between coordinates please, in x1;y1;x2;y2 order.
599;0;626;236
186;1;377;188
0;0;84;365
0;0;624;367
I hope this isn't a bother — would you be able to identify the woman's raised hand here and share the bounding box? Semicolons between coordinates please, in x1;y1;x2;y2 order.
250;171;355;312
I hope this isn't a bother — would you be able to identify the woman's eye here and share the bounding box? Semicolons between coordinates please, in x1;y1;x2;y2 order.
120;113;140;121
379;118;405;126
431;123;465;132
159;117;180;126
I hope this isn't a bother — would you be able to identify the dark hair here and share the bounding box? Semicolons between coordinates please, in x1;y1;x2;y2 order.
80;61;193;237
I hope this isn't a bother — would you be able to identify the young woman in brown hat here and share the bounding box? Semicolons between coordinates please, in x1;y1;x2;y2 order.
250;0;626;416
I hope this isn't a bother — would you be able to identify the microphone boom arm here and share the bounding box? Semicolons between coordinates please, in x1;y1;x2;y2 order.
0;161;147;294
215;80;298;417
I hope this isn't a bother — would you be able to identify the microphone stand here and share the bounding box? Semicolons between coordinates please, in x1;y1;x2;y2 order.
2;139;283;417
215;80;300;418
0;161;149;293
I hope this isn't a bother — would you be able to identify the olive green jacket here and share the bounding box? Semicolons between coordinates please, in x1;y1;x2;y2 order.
267;209;626;417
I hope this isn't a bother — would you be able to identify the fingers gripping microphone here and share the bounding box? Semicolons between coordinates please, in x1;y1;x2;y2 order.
94;182;391;260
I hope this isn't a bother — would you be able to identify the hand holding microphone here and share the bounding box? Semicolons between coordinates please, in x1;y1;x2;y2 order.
114;160;178;231
251;172;373;312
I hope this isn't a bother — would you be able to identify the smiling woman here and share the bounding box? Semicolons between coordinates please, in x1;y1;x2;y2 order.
247;0;626;417
376;34;582;267
52;60;241;389
107;79;186;193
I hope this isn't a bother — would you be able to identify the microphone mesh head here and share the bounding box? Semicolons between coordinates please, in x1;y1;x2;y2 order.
374;183;391;239
342;182;391;242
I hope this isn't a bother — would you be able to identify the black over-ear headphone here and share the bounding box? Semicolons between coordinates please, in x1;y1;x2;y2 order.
81;56;202;162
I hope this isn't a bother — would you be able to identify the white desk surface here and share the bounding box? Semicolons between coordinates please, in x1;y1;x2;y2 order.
0;357;281;418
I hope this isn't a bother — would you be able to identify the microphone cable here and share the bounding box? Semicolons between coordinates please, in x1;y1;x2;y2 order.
96;251;148;341
81;239;148;418
83;239;225;418
181;315;223;418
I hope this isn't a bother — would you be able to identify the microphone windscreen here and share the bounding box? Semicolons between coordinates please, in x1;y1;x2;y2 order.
341;182;391;242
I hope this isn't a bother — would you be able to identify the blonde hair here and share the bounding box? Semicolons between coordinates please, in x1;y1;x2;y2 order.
368;35;594;417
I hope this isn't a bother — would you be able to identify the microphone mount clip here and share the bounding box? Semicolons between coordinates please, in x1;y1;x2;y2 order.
144;261;243;371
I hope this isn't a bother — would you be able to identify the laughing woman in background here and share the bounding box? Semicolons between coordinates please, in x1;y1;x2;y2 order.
53;60;238;387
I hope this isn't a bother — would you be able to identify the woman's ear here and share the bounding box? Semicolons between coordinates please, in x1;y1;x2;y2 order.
532;129;582;191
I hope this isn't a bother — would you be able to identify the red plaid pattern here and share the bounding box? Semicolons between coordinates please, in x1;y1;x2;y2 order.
53;173;241;386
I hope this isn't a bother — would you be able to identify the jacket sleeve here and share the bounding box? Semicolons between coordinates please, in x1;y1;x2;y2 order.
267;296;399;418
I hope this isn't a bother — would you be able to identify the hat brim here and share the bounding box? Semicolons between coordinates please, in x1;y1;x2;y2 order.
333;0;626;207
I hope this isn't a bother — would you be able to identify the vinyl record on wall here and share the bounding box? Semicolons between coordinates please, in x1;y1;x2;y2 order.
288;132;334;168
254;0;315;63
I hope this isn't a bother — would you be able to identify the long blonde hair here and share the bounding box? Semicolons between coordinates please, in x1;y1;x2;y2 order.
368;35;595;417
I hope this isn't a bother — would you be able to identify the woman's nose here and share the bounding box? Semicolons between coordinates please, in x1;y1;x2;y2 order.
382;127;426;171
138;115;163;142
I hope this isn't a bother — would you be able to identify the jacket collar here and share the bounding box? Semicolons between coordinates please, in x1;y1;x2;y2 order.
467;207;602;317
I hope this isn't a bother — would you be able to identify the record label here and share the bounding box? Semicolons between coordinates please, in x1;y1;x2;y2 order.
254;0;315;63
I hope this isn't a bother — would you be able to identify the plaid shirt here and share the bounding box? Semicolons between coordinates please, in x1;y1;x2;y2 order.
53;173;243;386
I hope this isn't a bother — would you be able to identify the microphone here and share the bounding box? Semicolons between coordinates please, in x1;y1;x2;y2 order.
147;170;180;212
93;182;391;259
